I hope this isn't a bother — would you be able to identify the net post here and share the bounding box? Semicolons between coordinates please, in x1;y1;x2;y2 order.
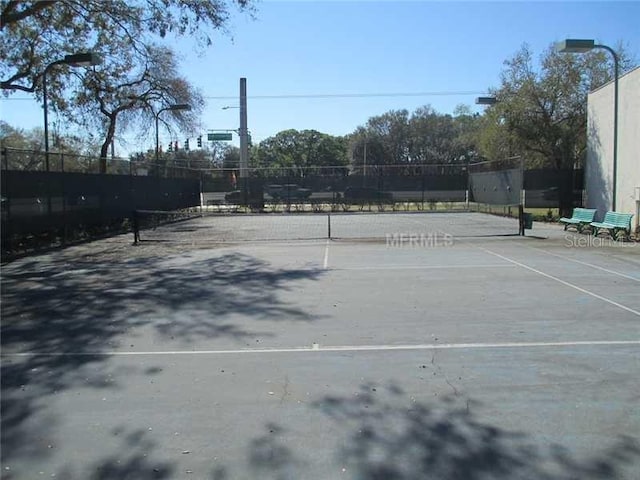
518;204;525;236
327;213;331;239
132;210;140;245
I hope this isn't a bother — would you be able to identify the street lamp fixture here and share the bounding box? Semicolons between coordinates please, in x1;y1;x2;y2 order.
43;52;102;171
167;103;191;112
556;38;619;210
475;96;497;106
555;39;597;54
63;52;103;67
155;103;192;164
221;105;239;110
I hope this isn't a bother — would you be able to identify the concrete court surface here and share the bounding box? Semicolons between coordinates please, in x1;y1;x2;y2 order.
1;221;639;479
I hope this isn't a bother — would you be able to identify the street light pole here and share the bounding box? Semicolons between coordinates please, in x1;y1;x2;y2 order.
155;111;161;164
601;45;619;211
556;39;619;211
42;52;101;171
154;103;191;167
43;62;57;172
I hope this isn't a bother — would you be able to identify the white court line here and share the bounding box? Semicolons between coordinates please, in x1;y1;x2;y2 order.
3;340;639;357
481;247;640;317
323;239;330;269
334;264;515;271
526;246;640;282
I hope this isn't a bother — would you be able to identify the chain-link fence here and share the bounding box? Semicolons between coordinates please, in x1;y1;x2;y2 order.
1;147;203;178
1;147;134;175
1;159;201;255
200;164;583;214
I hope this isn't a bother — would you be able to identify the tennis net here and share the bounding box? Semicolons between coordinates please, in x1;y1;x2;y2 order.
132;208;521;245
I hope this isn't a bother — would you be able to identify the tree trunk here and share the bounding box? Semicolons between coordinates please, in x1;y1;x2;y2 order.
99;114;117;174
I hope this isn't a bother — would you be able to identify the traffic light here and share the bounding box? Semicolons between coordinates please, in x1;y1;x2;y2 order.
174;141;179;151
168;142;172;152
185;138;190;151
197;135;202;148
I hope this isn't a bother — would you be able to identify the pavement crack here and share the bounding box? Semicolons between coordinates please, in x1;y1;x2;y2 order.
444;377;459;397
431;349;460;397
279;375;290;405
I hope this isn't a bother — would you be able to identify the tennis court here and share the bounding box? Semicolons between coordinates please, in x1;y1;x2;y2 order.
1;212;639;479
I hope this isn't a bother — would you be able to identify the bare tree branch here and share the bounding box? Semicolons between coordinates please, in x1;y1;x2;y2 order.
1;0;56;28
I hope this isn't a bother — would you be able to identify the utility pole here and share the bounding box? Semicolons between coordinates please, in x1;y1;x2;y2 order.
239;78;248;179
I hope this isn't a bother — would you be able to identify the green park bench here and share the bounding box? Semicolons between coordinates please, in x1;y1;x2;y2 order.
559;208;597;232
590;211;634;240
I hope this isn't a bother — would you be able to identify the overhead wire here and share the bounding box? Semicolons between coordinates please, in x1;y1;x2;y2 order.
2;90;489;102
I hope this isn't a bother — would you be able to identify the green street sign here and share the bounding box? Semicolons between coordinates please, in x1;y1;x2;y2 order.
208;132;233;141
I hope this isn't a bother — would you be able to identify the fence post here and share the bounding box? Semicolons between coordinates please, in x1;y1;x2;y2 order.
3;169;11;252
62;167;67;244
47;171;53;216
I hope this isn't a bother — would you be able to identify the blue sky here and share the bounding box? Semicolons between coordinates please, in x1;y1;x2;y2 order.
1;1;639;155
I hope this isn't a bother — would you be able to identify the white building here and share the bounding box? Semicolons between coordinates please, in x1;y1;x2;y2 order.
586;66;640;232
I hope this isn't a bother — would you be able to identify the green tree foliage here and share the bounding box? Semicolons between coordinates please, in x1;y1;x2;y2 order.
479;43;635;169
130;141;230;177
451;104;483;162
0;121;43;151
349;106;482;172
222;145;241;170
1;120;101;170
252;129;348;176
364;110;411;166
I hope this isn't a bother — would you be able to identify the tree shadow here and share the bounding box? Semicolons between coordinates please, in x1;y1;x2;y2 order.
1;250;324;471
246;383;640;479
2;252;323;351
246;422;305;480
586;115;609;218
43;427;175;480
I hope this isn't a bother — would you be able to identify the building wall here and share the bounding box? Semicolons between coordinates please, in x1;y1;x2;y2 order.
586;66;640;230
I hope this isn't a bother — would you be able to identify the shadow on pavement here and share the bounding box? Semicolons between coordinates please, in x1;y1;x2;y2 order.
1;250;324;476
247;383;640;480
54;428;174;480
